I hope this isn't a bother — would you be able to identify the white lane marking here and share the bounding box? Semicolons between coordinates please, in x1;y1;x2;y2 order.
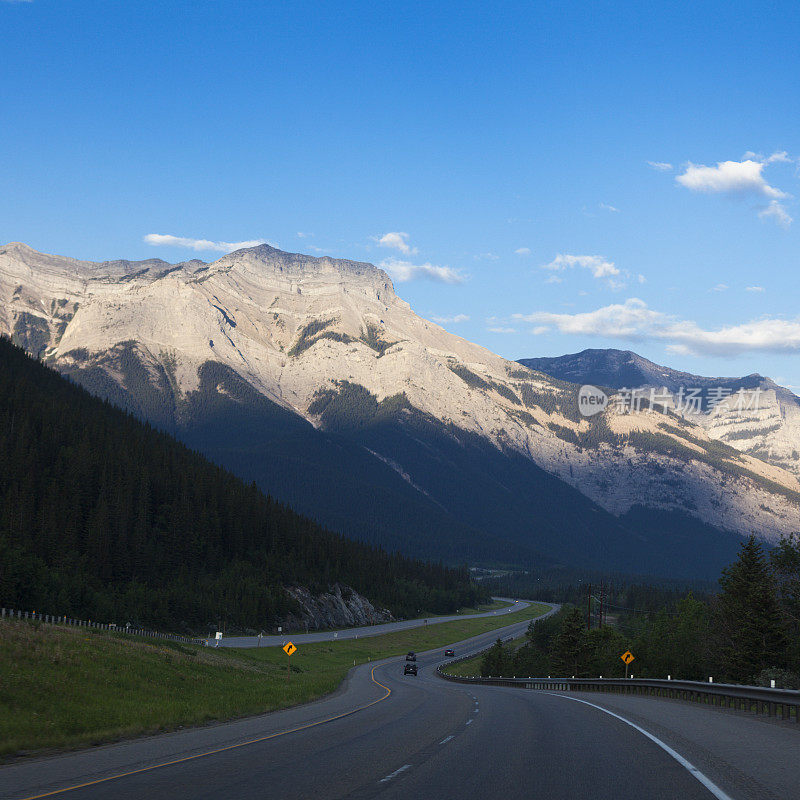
440;735;454;744
379;765;411;783
544;693;735;800
465;719;473;725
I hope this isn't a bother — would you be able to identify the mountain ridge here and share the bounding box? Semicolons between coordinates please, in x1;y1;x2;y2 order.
3;242;799;578
521;348;800;479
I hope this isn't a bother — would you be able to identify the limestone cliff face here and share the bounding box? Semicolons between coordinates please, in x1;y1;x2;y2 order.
283;585;393;631
3;241;800;550
521;348;800;479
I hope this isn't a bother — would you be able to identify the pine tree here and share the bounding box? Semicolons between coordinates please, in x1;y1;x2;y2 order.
481;639;512;677
551;606;588;676
717;536;787;681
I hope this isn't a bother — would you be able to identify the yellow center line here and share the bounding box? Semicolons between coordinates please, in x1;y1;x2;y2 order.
17;666;392;800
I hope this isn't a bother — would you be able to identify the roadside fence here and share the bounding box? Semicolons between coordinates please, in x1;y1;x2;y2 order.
0;606;204;645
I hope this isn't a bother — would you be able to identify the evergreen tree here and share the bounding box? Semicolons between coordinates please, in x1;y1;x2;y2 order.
551;606;589;676
481;638;513;677
716;536;787;681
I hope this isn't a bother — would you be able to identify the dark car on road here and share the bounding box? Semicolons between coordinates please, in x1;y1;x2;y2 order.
406;651;416;661
444;649;455;657
403;663;418;676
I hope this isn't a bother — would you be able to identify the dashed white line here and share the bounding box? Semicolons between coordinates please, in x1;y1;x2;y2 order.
544;694;734;800
440;735;454;744
379;765;411;783
465;719;473;726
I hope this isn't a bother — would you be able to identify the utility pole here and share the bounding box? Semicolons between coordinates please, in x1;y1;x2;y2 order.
599;583;604;629
587;583;592;630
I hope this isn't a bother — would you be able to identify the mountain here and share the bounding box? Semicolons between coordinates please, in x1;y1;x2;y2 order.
0;336;485;630
520;349;800;479
3;242;800;579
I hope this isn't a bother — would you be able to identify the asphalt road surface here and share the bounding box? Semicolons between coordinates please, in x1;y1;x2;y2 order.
206;597;531;648
3;603;799;800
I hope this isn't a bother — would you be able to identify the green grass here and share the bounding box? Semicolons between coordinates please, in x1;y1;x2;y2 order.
449;598;512;615
0;603;548;757
442;653;485;677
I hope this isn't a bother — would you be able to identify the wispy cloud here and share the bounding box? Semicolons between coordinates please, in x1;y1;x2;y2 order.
487;326;517;334
296;231;313;238
374;231;418;255
712;283;729;292
541;253;627;289
432;313;470;324
474;252;499;261
598;202;620;213
759;200;793;228
144;234;271;253
647;161;673;172
513;297;800;356
380;257;465;284
746;285;765;292
514;247;532;255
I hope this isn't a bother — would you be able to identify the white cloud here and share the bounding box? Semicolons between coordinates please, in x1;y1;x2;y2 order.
744;150;792;165
675;154;794;227
541;253;627;288
515;247;532;255
545;275;563;284
379;257;465;284
599;202;620;213
513;297;800;356
712;283;729;292
432;314;470;324
144;234;271;253
375;232;418;255
647;161;673;171
676;158;788;200
759;200;793;228
487;326;517;334
746;285;765;292
296;231;313;238
474;252;499;261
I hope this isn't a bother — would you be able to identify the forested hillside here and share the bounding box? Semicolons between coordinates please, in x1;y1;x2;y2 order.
481;535;800;687
0;337;486;632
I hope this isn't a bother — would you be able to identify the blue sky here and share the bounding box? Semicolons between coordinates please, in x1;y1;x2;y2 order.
3;1;800;385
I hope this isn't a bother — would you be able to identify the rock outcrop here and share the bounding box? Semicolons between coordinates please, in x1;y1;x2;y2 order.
284;585;393;631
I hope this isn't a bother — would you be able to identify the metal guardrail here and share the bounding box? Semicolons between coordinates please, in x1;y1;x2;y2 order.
0;606;204;645
437;664;800;722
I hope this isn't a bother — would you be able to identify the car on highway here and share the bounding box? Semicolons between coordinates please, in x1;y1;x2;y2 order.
406;651;416;661
444;648;455;657
403;663;418;676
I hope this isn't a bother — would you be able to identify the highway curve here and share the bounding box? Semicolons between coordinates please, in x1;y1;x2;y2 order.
207;597;531;648
2;604;799;800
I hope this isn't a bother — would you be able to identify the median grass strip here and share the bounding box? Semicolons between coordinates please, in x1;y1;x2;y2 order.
0;603;548;757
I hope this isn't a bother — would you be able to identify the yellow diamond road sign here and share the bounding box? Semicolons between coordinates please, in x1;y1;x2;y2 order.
283;641;297;657
621;650;634;665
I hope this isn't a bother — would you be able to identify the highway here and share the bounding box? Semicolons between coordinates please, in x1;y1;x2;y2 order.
2;604;799;800
205;597;531;648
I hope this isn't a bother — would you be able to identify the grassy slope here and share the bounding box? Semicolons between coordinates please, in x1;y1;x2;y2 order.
1;603;548;757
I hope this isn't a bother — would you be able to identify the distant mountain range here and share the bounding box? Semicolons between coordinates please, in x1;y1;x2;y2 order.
3;242;799;579
520;349;800;479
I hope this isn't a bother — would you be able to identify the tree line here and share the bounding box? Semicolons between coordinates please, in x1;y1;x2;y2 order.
482;534;800;687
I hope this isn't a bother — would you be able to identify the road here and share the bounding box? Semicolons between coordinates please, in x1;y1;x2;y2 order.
205;597;530;648
2;603;799;800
